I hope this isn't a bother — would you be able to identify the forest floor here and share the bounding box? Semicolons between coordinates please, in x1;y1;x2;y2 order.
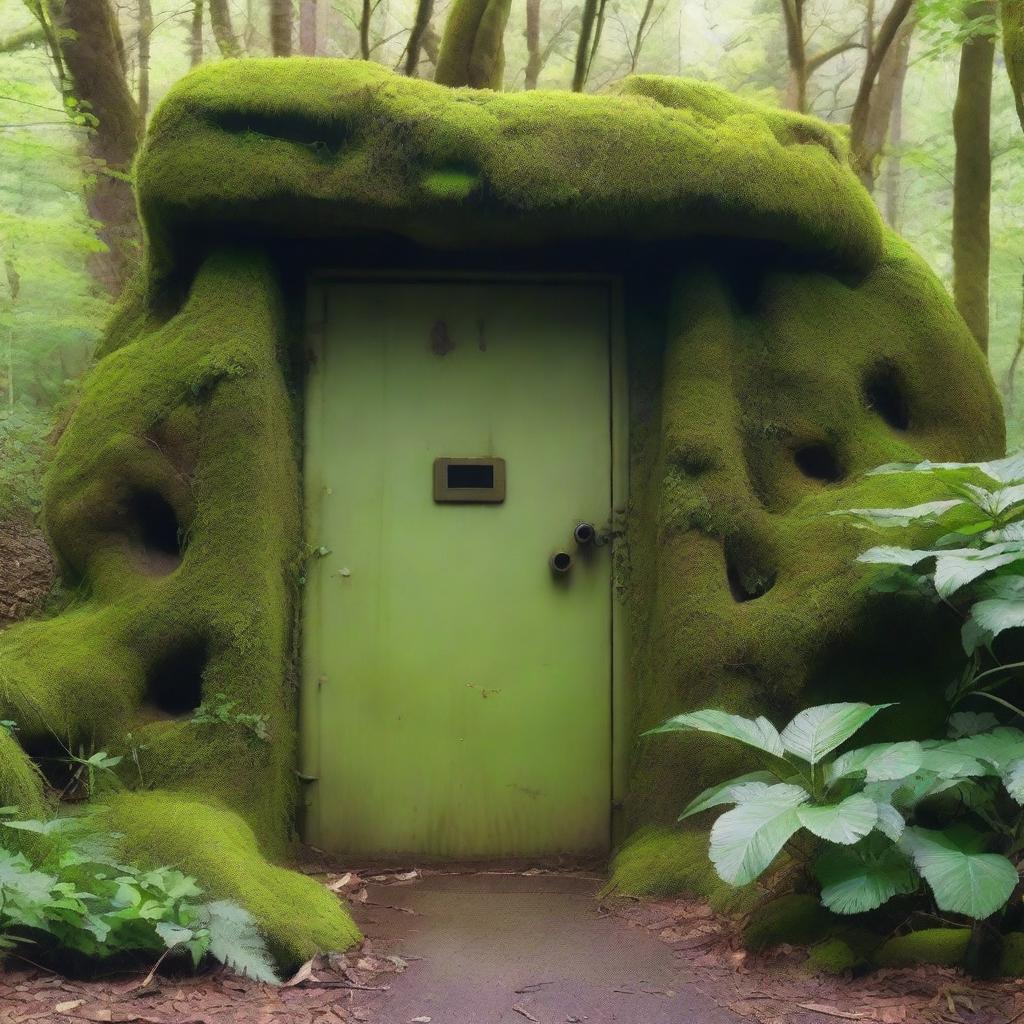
0;860;1022;1024
0;518;55;629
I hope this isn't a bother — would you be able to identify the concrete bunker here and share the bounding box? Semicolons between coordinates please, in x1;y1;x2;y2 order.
0;58;1004;964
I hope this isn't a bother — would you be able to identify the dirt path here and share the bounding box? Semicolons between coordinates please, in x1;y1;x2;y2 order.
1;866;1022;1023
351;870;743;1023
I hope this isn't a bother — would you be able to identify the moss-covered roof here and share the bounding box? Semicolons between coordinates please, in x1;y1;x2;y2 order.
138;59;883;285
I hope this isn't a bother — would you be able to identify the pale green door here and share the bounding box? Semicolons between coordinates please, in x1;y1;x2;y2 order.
303;280;614;858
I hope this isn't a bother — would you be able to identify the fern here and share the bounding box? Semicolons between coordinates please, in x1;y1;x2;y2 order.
195;900;278;984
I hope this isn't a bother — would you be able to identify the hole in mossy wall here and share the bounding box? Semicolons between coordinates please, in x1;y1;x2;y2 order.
144;640;207;716
724;540;776;603
793;443;844;483
864;364;911;431
20;735;79;794
123;490;184;570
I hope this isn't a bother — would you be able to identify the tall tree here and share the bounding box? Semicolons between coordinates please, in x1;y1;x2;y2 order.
208;0;242;57
26;0;141;294
300;0;318;54
271;0;293;55
883;30;911;226
952;0;997;352
189;0;204;65
848;0;916;186
1003;0;1024;126
406;0;435;74
435;0;512;88
572;0;607;90
525;0;542;86
137;0;153;118
779;0;863;112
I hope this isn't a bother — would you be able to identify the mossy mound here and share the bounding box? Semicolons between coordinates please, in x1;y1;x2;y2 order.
604;826;759;913
875;928;970;968
0;57;1005;967
805;938;859;976
136;58;883;297
998;932;1024;976
744;893;832;952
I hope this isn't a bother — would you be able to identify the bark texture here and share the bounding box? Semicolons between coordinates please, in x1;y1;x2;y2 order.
208;0;242;57
270;0;293;55
952;0;996;353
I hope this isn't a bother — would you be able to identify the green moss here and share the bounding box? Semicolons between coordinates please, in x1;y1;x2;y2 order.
137;59;883;295
874;928;970;968
805;938;858;976
0;58;1005;967
92;791;360;965
998;932;1024;976
603;826;758;913
744;894;832;952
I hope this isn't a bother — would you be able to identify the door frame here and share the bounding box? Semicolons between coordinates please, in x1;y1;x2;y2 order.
299;270;630;851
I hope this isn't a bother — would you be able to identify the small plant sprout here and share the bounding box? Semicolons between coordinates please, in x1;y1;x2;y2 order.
648;702;1024;919
190;693;270;743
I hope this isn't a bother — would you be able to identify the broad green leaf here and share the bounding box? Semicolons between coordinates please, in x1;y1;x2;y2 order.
947;727;1024;772
867;454;1024;484
961;616;993;656
933;544;1024;597
948;712;1000;738
1002;758;1024;802
918;743;988;779
677;771;777;821
873;802;906;842
900;825;1018;919
155;921;194;948
857;546;938;567
645;709;785;758
797;795;877;844
984;523;1024;542
780;703;893;765
969;590;1024;644
827;741;923;786
837;500;964;528
962;482;1024;517
4;817;81;836
709;783;808;886
815;836;917;915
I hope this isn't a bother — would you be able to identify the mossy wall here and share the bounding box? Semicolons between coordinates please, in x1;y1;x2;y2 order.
0;58;1003;961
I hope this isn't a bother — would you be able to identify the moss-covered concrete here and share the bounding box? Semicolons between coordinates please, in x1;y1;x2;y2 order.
0;57;1005;968
874;928;971;968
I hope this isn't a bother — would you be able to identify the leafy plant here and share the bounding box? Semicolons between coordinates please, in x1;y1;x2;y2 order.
0;810;277;982
648;702;1024;920
832;454;1024;718
190;693;270;743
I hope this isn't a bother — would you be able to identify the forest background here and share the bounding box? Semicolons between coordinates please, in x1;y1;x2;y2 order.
0;0;1021;524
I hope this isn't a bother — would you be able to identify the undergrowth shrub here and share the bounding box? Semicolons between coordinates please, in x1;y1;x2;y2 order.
0;810;277;983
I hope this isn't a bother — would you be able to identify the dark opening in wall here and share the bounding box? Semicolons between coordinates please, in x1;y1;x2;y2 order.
864;364;911;430
724;540;776;603
125;489;183;565
145;640;207;716
794;443;844;483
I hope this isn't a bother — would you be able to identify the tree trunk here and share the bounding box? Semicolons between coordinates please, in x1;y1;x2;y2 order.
524;0;541;88
884;40;908;228
630;0;658;72
270;0;293;55
137;0;153;119
405;0;435;74
854;16;913;191
33;0;141;294
849;0;915;180
421;20;440;64
781;0;807;111
435;0;511;88
299;0;317;54
572;0;598;91
208;0;242;57
359;0;371;58
1003;0;1024;131
952;0;996;353
189;0;204;65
